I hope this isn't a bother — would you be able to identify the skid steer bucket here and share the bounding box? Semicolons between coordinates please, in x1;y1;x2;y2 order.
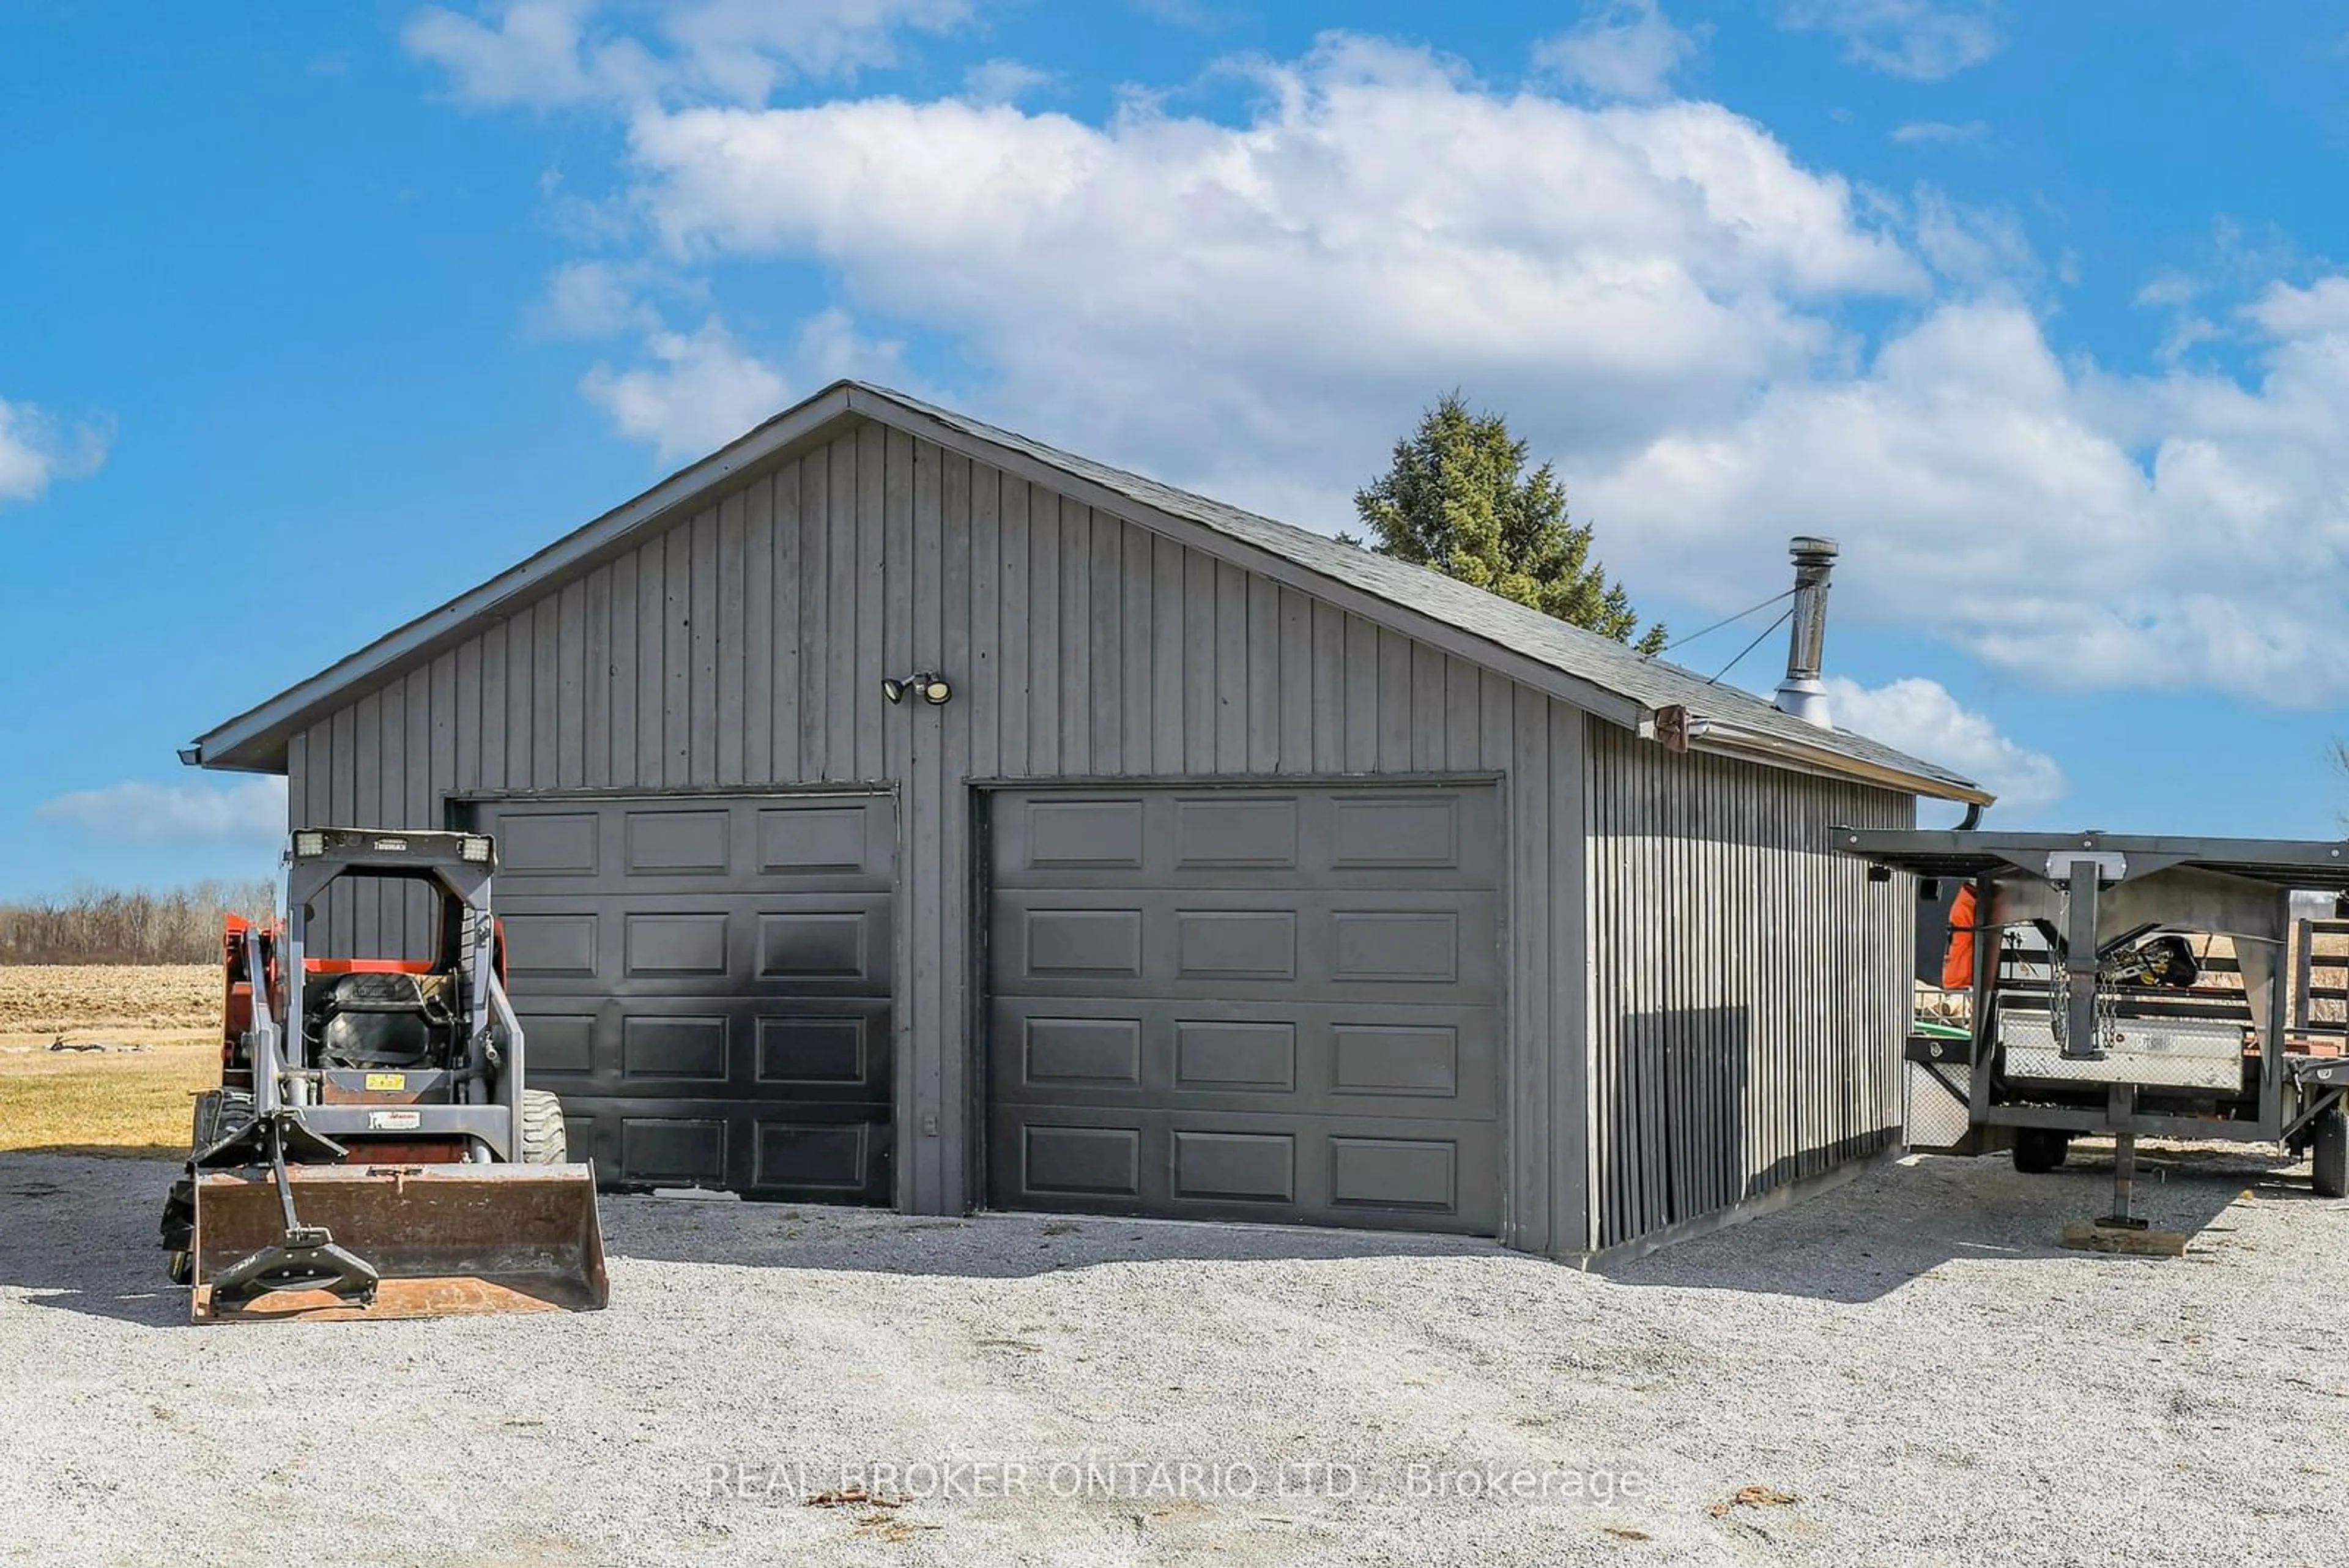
190;1162;608;1323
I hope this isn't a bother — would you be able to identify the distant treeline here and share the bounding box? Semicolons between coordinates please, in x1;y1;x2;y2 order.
0;880;277;965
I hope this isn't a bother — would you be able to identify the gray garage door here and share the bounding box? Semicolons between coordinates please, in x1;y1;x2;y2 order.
477;794;894;1203
987;784;1501;1233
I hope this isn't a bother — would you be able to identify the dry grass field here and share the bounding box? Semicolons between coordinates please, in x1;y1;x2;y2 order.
0;965;216;1157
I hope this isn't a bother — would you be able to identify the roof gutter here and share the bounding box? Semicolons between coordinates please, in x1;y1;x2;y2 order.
1639;707;1995;808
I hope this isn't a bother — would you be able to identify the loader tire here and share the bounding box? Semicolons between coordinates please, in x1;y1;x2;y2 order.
2313;1107;2347;1200
189;1089;221;1151
519;1089;568;1165
161;1176;195;1282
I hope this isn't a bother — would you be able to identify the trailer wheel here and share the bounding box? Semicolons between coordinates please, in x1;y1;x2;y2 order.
519;1089;569;1165
2013;1128;2070;1174
2313;1107;2347;1200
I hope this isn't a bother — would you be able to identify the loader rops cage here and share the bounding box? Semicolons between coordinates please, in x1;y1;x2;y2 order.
160;828;607;1322
1838;828;2349;1250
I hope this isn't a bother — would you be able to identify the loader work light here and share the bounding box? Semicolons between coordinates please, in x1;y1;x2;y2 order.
294;831;327;858
460;836;492;864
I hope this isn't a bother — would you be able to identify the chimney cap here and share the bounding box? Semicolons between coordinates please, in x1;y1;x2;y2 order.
1789;536;1839;562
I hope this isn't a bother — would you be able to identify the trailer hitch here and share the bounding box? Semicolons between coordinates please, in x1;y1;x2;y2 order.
201;1112;380;1311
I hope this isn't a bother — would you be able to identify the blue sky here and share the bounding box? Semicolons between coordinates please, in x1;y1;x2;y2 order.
4;0;2348;897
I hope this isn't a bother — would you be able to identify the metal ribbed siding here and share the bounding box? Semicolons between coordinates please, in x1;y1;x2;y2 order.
1582;719;1914;1250
284;417;1592;1250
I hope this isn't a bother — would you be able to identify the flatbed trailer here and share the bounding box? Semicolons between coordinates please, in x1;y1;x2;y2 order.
1836;829;2349;1236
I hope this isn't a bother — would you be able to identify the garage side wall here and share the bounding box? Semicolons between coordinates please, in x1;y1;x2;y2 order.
285;417;1594;1249
1581;719;1915;1253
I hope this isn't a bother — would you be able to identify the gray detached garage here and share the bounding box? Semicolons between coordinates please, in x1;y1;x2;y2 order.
188;381;1988;1262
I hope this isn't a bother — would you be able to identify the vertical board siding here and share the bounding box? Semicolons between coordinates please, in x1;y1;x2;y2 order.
284;417;1610;1244
1582;718;1914;1252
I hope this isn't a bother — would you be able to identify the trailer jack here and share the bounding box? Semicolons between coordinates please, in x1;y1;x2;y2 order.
2060;1131;2189;1257
2098;1134;2149;1232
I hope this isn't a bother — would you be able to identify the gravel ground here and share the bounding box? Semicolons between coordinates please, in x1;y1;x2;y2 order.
0;1143;2341;1567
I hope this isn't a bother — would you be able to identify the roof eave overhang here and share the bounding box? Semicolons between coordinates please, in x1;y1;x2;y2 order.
1656;713;1994;807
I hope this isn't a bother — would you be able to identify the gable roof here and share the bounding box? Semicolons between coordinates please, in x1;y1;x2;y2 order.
190;380;1988;804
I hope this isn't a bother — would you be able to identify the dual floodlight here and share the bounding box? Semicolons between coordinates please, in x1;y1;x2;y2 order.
882;670;954;707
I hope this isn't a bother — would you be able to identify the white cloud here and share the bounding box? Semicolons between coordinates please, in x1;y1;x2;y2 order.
532;258;655;338
621;35;1921;508
1533;1;1698;102
406;0;967;108
37;778;289;845
1780;1;2003;81
1891;119;1986;145
1910;187;2035;288
0;397;107;506
1579;292;2349;694
575;306;924;460
2246;277;2349;338
581;315;789;460
418;25;2349;706
1824;677;2064;815
962;58;1052;106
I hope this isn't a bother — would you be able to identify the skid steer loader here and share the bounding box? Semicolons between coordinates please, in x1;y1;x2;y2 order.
159;827;607;1323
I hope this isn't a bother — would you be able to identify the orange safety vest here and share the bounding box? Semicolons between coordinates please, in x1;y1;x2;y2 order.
1941;884;1978;990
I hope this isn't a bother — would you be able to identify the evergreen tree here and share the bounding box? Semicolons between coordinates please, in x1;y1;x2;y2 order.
1348;392;1666;655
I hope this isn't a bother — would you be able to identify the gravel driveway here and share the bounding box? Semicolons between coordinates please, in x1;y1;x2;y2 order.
0;1144;2340;1567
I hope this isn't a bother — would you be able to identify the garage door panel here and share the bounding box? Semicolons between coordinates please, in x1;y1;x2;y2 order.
620;1013;730;1080
621;1117;729;1186
518;1009;598;1076
754;1120;879;1192
1020;907;1144;979
987;782;1501;1235
756;1011;883;1087
990;1001;1499;1117
988;1105;1499;1228
1021;1123;1142;1197
1173;1019;1296;1093
1330;910;1458;984
555;1095;894;1198
495;890;893;997
496;811;603;878
1175;910;1296;981
515;995;891;1099
1173;797;1298;869
502;912;601;979
995;789;1499;890
757;803;888;876
992;890;1496;1001
625;808;732;875
623;911;730;978
478;794;894;1204
1329;1137;1458;1213
756;908;882;983
1174;1130;1296;1202
1020;1016;1144;1088
1330;1022;1461;1098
